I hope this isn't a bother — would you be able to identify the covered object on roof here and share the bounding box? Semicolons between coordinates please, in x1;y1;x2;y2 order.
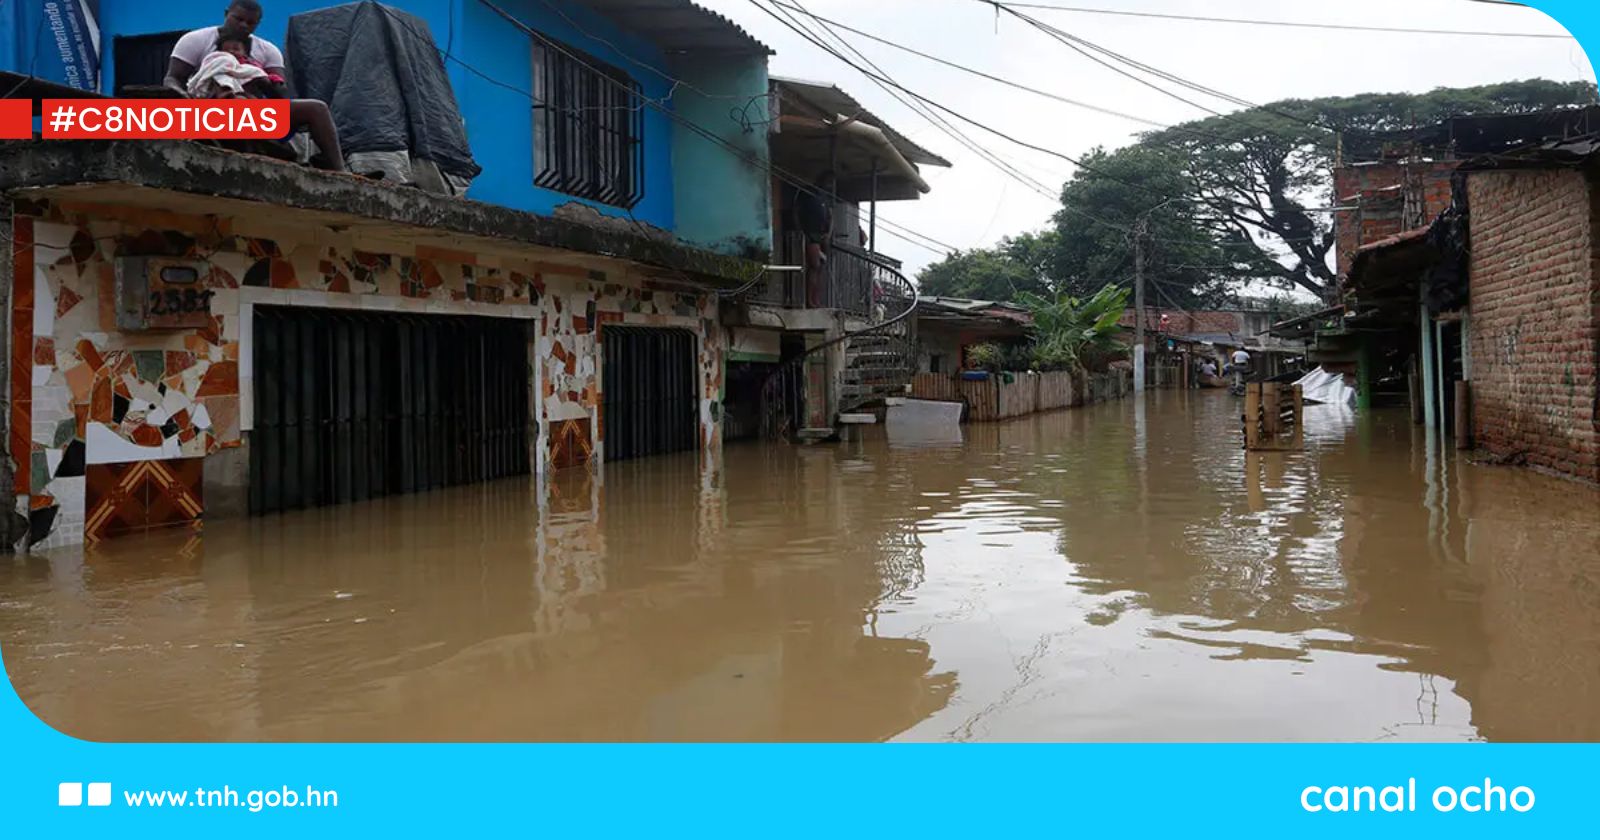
286;1;481;188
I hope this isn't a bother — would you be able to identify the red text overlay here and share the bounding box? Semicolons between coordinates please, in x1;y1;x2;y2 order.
40;100;288;140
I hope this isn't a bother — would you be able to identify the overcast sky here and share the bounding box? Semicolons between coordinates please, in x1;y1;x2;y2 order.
695;0;1595;283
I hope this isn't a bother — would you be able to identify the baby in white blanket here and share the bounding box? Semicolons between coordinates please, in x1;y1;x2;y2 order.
186;35;283;99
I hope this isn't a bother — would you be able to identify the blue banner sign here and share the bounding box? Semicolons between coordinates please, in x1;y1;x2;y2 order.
5;0;102;91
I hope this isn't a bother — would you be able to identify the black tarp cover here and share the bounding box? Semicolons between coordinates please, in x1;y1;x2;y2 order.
286;1;481;179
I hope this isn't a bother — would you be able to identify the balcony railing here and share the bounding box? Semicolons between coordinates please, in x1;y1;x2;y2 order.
750;232;909;316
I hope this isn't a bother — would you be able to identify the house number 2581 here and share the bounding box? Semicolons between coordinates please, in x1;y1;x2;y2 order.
148;288;215;316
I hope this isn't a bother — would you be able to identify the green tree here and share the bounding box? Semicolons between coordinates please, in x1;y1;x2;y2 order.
915;232;1057;300
1138;78;1598;300
1051;145;1262;309
920;79;1598;307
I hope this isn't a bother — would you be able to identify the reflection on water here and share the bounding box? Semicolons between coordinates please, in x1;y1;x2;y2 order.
2;390;1598;742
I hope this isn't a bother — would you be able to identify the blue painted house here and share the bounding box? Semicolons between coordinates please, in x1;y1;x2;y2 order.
0;0;953;552
0;0;801;550
1;0;775;257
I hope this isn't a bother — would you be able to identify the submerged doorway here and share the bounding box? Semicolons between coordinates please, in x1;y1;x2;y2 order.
250;307;531;515
601;327;699;462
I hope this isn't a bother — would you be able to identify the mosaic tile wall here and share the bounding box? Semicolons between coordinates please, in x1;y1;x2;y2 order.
10;200;726;551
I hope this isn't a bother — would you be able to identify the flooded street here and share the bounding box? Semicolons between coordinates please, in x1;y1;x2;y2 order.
3;391;1599;742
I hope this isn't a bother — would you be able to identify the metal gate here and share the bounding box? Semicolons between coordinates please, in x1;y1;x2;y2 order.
602;327;698;462
250;307;531;515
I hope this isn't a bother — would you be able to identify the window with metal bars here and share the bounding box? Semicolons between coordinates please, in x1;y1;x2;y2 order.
531;38;645;209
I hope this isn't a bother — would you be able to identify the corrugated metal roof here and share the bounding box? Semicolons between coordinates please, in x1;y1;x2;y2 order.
772;76;952;168
1353;225;1431;257
584;0;772;56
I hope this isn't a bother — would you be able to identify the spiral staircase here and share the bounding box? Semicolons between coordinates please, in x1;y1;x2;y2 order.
757;244;918;441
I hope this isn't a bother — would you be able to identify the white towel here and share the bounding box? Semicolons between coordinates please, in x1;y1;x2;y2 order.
187;51;268;98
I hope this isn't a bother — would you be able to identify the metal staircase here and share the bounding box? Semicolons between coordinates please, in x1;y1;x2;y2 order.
758;245;918;440
839;326;916;414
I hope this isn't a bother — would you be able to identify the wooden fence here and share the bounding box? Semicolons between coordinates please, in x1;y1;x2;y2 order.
911;370;1132;422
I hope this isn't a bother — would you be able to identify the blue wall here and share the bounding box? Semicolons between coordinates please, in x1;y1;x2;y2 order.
452;0;674;229
669;53;772;259
0;0;787;244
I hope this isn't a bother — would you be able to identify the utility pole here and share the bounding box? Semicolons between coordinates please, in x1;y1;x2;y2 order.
1133;216;1147;395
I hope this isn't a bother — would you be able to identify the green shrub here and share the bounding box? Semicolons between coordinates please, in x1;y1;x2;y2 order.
965;342;1004;372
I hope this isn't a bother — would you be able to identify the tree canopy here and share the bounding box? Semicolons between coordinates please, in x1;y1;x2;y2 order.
916;78;1599;305
914;231;1057;301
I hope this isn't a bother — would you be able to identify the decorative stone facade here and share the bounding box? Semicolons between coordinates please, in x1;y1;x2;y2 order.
9;198;726;550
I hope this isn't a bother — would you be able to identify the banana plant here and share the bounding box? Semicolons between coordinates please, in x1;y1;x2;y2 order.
1017;284;1132;372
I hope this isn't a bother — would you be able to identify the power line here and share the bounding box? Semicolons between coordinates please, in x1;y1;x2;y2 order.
746;0;1182;199
771;0;1351;260
993;3;1229;119
984;2;1339;135
876;224;961;256
999;2;1572;39
746;0;1199;238
767;1;1172;131
767;0;1263;153
766;0;1061;201
777;1;1177;243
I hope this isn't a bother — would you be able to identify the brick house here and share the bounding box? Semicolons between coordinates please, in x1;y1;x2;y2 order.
1346;128;1600;484
1332;160;1458;281
1461;152;1600;482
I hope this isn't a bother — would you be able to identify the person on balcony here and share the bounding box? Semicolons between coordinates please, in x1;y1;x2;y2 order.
164;0;347;171
794;172;835;308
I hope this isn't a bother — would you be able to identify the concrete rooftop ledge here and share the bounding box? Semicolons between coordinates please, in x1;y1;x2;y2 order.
0;140;762;286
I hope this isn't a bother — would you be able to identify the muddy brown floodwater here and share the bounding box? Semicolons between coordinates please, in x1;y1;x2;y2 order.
3;391;1599;742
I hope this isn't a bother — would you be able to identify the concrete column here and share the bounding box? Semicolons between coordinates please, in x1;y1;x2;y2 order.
1436;319;1448;437
1420;304;1437;431
1356;336;1372;412
202;443;251;520
0;199;16;549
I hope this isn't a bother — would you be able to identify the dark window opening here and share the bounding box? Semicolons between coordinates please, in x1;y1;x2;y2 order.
532;38;645;208
113;31;187;93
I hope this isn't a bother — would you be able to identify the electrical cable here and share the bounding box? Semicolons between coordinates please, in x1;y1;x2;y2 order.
768;0;1232;141
770;0;1062;202
999;1;1571;39
984;1;1340;136
779;1;1351;258
748;0;1214;249
745;0;1185;203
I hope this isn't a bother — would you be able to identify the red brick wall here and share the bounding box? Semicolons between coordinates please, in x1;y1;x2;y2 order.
1467;168;1600;483
1333;161;1457;280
